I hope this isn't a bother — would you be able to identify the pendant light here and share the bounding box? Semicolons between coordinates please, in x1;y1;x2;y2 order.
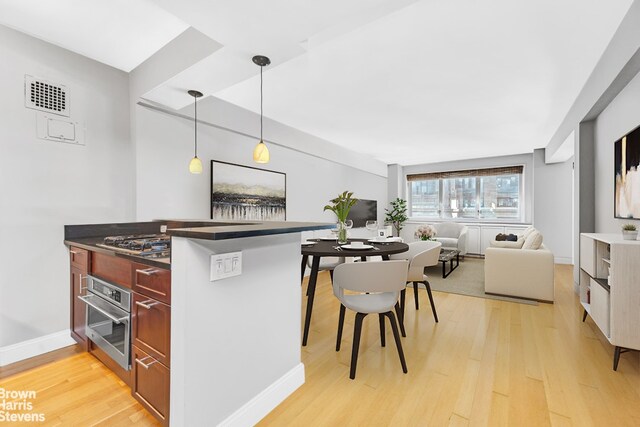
252;55;271;164
188;89;203;174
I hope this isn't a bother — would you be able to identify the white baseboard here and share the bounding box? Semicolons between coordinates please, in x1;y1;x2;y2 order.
0;330;76;367
219;363;305;427
554;256;573;265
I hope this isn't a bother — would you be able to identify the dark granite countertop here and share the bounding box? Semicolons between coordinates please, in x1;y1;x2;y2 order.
166;221;334;240
64;220;334;268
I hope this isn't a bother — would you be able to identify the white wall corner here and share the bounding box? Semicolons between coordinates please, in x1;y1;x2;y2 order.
0;330;76;367
218;363;305;427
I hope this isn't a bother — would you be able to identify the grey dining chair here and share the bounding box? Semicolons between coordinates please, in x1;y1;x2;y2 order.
333;260;409;379
390;240;442;334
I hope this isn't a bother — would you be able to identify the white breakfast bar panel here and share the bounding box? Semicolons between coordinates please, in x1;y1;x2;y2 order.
170;232;303;426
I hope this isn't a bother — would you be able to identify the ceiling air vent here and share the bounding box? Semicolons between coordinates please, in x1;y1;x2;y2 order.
24;75;70;117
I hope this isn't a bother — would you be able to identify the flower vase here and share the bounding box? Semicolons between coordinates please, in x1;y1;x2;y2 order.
338;222;348;244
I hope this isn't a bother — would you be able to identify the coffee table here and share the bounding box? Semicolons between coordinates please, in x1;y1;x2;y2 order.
439;249;460;278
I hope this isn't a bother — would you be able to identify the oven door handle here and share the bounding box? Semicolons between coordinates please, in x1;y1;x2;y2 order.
78;295;129;324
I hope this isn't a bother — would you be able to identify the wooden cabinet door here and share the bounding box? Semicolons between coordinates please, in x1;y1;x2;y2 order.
70;246;90;349
132;346;170;426
132;292;171;367
465;226;481;254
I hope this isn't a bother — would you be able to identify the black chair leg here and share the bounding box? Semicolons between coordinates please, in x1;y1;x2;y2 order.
329;269;334;282
413;281;420;309
400;288;406;317
385;311;408;374
394;302;406;337
336;304;346;351
350;312;367;379
424;280;438;323
582;309;588;322
379;314;386;347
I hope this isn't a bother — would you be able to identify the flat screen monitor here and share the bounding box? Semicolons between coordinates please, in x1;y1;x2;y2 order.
614;123;640;219
347;199;377;228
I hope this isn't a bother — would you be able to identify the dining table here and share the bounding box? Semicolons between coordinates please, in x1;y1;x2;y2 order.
300;238;409;346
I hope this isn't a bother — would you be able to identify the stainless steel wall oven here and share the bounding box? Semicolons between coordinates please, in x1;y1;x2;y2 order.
79;275;131;370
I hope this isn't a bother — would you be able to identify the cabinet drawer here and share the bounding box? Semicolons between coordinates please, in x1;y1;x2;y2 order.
590;278;610;338
69;246;89;270
132;292;171;367
92;252;132;288
132;346;170;426
132;263;171;305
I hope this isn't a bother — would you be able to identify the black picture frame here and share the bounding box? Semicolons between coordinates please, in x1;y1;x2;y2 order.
210;160;287;221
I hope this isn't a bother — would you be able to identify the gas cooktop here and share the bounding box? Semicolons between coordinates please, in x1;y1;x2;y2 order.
96;234;170;258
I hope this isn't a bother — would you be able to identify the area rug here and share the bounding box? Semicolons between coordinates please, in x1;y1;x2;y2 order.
423;257;538;306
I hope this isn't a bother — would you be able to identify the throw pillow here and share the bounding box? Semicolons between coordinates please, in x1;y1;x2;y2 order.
506;233;518;242
490;239;525;249
495;233;507;241
521;226;536;239
522;231;543;250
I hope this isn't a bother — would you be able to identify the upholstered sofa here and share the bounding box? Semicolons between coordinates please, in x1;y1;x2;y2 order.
484;226;554;302
432;222;468;256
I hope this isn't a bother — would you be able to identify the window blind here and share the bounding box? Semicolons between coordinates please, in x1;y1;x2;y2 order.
407;165;523;182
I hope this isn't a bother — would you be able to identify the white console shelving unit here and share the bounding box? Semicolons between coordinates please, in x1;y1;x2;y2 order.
580;233;640;370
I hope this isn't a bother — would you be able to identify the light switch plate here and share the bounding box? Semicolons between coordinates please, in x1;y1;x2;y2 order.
210;251;242;281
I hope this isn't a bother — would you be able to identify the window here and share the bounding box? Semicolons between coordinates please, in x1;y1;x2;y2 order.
407;166;523;220
409;179;439;218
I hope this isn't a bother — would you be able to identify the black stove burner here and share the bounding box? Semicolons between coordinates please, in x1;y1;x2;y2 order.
103;234;171;254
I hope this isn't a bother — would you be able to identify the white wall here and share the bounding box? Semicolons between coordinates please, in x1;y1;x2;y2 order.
134;97;388;224
394;153;534;223
594;69;640;232
0;25;135;348
533;149;573;263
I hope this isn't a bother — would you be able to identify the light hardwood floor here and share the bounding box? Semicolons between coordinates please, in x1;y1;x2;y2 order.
1;263;639;426
259;264;640;426
0;349;160;426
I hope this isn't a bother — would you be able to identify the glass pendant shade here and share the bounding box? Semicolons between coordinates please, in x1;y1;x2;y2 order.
189;156;203;174
253;141;270;163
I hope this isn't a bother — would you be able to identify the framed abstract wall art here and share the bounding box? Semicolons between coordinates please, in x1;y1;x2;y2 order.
614;124;640;219
210;160;286;221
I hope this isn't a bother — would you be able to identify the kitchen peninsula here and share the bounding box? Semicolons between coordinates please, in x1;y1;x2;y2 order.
64;219;333;426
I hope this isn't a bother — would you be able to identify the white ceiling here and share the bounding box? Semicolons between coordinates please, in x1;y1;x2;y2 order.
0;0;633;165
211;0;634;165
0;0;188;72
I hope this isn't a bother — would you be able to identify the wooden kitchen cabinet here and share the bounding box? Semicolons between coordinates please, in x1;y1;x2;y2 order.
132;345;170;426
132;262;171;305
69;247;89;348
91;251;133;288
132;292;171;367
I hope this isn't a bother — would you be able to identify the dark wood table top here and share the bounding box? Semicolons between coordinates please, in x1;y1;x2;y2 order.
301;238;409;257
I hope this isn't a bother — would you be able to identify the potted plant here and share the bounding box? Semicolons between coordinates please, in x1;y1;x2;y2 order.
385;198;408;237
415;225;437;241
324;191;358;244
622;223;638;240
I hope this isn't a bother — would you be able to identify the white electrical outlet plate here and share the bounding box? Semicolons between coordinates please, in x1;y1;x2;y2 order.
210;251;242;281
160;225;167;233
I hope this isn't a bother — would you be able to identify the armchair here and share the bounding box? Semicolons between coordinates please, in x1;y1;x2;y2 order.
432;222;468;255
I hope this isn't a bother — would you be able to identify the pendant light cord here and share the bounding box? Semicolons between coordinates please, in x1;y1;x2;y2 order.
194;94;198;157
260;64;263;142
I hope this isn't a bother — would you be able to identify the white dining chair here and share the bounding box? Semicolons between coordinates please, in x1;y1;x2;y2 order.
390;240;442;334
332;260;409;379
